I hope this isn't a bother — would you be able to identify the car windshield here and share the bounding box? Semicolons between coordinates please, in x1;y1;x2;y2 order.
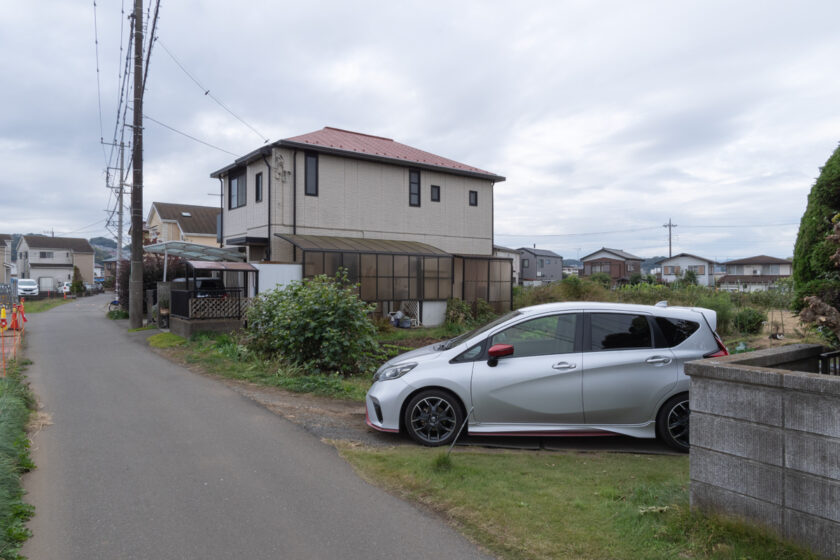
19;280;36;286
441;310;522;350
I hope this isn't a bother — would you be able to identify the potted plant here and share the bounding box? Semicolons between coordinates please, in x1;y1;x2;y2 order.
158;296;170;328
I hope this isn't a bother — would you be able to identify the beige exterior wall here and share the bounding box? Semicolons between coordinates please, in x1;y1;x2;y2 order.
148;207;220;247
73;253;95;284
222;147;496;261
660;255;715;286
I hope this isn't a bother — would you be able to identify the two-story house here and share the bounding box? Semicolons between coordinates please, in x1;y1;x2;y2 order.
718;255;792;292
18;236;95;291
210;127;510;323
657;253;717;287
518;247;563;285
1;234;12;283
147;202;221;247
581;247;644;284
492;245;521;285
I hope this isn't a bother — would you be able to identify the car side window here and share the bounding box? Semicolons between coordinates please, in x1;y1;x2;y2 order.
655;317;699;347
590;313;652;351
490;314;577;358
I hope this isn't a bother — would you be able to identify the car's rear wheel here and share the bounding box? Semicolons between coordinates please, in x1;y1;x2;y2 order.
404;390;463;447
657;394;690;452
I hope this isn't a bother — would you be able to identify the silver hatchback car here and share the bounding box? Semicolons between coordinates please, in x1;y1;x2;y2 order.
366;301;728;451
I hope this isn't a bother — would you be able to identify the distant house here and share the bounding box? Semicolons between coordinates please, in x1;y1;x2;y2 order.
718;255;792;292
581;247;643;284
493;245;520;285
658;253;717;287
18;236;95;291
518;248;563;285
0;234;11;283
209;126;510;324
147;202;221;247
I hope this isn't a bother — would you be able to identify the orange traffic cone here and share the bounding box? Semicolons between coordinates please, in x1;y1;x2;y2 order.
8;306;19;331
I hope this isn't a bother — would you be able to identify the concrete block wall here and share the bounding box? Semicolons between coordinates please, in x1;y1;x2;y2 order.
686;344;840;559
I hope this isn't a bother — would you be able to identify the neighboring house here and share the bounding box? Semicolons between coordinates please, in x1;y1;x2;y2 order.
658;253;717;287
103;256;128;282
581;247;644;284
562;265;580;277
18;236;95;291
210;126;510;323
518;247;563;285
147;202;221;247
0;234;11;283
718;255;792;292
94;264;104;279
492;245;520;285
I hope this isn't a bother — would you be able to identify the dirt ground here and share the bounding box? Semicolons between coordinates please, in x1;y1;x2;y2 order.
747;308;812;350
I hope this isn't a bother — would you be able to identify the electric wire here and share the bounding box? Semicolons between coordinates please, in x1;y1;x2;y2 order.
143;113;241;156
156;38;270;144
142;0;161;94
93;0;108;165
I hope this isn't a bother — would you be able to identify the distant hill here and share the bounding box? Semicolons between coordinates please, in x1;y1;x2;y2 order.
89;236;116;249
642;256;667;274
564;259;583;268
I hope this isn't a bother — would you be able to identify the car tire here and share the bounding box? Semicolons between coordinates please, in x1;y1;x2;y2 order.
657;394;690;453
403;390;464;447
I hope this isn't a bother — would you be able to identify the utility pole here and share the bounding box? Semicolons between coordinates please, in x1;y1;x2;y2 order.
117;141;125;298
129;0;144;328
663;218;678;258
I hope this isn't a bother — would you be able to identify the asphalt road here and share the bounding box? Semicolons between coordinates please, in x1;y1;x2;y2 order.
22;295;492;559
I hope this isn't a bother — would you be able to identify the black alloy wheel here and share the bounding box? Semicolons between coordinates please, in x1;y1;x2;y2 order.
404;390;463;447
657;394;690;452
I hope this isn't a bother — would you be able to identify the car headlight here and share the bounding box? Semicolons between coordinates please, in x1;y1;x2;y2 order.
375;362;418;381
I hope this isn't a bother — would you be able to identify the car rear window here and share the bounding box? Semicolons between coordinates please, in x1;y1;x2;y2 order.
655;317;700;347
590;313;652;350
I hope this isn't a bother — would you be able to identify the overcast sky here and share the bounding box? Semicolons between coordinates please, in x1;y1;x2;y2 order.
2;0;839;261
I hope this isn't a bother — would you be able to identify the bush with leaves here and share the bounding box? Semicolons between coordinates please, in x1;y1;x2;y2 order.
734;307;767;335
793;144;840;310
245;270;379;376
70;266;84;295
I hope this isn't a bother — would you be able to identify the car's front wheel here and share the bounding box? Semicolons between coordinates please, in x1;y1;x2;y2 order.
657;394;690;452
404;390;464;447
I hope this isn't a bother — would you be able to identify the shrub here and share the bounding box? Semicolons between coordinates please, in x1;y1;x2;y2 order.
734;307;767;335
445;298;473;327
793;144;840;310
245;270;379;376
589;272;612;288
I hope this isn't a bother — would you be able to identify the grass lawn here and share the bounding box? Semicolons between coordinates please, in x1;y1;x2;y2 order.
20;298;69;314
340;446;816;560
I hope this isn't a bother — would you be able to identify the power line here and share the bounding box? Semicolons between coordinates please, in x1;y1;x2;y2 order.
92;0;108;165
156;38;269;144
143;113;241;156
142;0;160;93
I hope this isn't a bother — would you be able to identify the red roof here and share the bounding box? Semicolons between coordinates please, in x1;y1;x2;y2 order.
281;127;503;180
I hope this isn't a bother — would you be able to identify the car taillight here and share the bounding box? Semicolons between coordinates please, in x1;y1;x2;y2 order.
704;333;729;358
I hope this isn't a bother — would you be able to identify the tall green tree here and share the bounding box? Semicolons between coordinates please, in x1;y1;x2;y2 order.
793;143;840;309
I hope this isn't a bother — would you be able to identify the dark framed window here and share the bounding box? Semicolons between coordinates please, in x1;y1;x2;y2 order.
431;185;440;202
589;313;652;351
522;258;529;268
305;152;318;196
469;190;478;206
255;172;263;203
228;171;246;209
409;169;420;207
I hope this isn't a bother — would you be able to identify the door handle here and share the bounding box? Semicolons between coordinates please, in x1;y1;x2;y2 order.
646;356;672;365
552;362;577;370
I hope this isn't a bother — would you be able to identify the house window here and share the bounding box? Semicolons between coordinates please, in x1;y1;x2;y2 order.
431;185;440;202
627;263;635;272
538;259;544;268
522;259;529;268
228;171;246;209
409;169;420;207
39;251;53;259
305;152;318;196
469;190;478;206
255;172;263;203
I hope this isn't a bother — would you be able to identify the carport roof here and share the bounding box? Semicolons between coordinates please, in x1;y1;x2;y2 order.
274;234;449;257
144;241;246;262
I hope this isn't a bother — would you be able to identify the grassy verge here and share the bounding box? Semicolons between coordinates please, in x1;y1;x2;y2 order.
0;360;36;559
19;299;68;314
340;446;815;560
151;332;371;401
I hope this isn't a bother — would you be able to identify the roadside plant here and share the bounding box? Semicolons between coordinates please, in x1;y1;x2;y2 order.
70;266;84;295
734;307;767;335
245;269;379;376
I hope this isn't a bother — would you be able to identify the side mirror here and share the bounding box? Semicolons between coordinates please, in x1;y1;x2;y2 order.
487;343;514;367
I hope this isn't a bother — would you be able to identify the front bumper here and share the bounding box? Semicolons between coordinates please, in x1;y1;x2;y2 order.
365;378;415;433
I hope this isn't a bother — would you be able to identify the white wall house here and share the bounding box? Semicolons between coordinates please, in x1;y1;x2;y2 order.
0;234;11;284
718;255;792;292
658;253;716;287
493;245;520;285
210;127;511;323
18;236;95;291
